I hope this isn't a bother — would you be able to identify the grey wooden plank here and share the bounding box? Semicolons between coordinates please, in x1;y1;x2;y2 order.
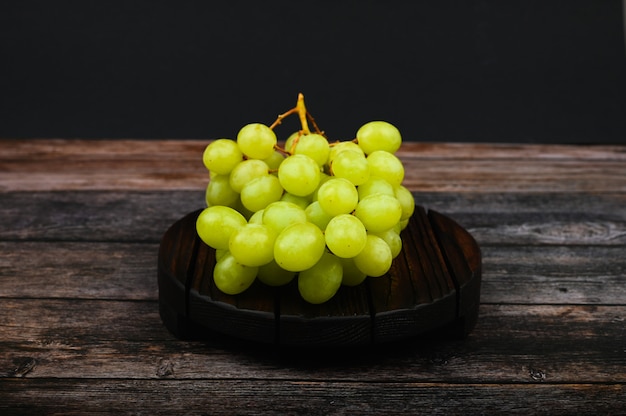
0;241;158;300
1;299;624;383
1;191;625;246
0;379;623;415
1;244;624;305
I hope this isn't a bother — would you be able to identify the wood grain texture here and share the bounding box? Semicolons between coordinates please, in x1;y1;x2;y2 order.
2;139;625;192
0;139;624;415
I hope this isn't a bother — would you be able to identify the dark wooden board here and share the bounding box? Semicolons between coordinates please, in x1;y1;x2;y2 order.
2;379;624;415
158;206;481;346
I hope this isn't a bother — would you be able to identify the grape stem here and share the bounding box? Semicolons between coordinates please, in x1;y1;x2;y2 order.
269;93;323;136
296;93;311;135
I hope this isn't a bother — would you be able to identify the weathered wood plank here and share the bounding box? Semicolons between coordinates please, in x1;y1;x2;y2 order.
3;139;625;162
1;191;624;246
0;242;158;300
1;379;624;416
2;140;625;192
481;245;626;305
2;159;623;193
1;299;624;383
2;244;624;306
0;191;204;242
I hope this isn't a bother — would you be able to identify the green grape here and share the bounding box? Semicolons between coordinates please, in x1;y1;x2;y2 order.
237;123;277;160
277;154;321;197
353;234;392;277
328;141;364;163
196;205;247;250
205;174;239;207
263;150;286;170
311;172;331;202
280;192;311;210
229;159;269;193
215;248;229;262
356;121;402;155
274;222;326;272
399;218;409;230
317;177;359;216
330;149;370;186
304;200;334;231
232;197;253;221
228;223;277;267
262;201;307;233
373;229;402;258
298;252;343;304
354;194;402;233
394;185;415;220
240;174;283;212
357;176;395;200
202;139;244;175
213;252;258;295
366;151;404;187
324;214;367;258
339;256;367;286
257;259;297;286
248;209;264;224
292;133;330;167
284;131;300;153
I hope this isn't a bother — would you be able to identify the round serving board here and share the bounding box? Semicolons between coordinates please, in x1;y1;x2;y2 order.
158;206;481;347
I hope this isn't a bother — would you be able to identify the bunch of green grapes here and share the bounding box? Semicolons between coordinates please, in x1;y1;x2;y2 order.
196;95;414;304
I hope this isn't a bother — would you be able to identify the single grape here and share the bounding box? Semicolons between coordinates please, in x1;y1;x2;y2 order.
331;149;370;186
366;151;404;187
325;214;367;258
229;223;277;267
339;256;367;286
354;193;402;233
215;248;229;262
373;228;402;258
353;234;393;277
248;209;264;224
274;222;326;272
257;259;297;286
237;123;277;160
213;252;258;295
328;141;364;164
202;139;244;175
232;198;253;221
317;177;359;217
240;174;283;212
356;121;402;155
262;201;307;233
229;159;269;193
278;154;321;197
298;252;343;304
205;174;239;207
292;133;330;167
196;205;247;250
280;192;311;210
263;150;286;170
394;185;415;220
304;200;334;231
357;176;395;200
310;172;331;202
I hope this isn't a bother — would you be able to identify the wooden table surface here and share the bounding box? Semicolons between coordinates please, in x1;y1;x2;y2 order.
1;139;625;415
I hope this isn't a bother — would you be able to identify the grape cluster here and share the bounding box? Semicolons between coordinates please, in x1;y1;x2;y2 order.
196;97;414;304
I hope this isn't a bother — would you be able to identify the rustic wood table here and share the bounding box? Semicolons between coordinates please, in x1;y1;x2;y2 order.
1;139;625;415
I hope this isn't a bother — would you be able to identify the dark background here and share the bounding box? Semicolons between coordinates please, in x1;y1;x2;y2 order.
1;1;625;144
